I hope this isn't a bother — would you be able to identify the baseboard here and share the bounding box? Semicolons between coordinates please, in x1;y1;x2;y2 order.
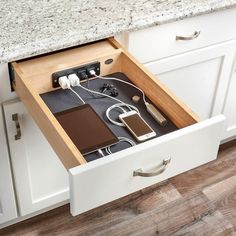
0;200;69;229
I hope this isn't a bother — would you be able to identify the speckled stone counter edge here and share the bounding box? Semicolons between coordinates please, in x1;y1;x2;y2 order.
1;2;236;64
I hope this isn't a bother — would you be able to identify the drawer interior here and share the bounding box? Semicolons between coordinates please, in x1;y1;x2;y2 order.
11;38;200;169
41;72;178;162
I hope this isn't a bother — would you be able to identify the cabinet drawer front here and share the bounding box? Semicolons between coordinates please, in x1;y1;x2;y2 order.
69;115;224;216
3;100;69;216
128;8;236;63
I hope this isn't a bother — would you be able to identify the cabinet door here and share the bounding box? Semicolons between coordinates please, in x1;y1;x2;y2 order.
222;70;236;139
0;110;17;224
145;41;236;120
3;100;69;216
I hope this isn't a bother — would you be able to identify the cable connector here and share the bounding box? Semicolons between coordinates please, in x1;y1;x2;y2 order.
88;69;96;77
58;76;70;89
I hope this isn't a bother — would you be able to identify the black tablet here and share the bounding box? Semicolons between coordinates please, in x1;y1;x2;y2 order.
54;104;119;155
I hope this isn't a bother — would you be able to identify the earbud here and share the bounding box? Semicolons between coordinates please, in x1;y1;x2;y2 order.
101;83;114;93
109;88;118;97
101;83;118;97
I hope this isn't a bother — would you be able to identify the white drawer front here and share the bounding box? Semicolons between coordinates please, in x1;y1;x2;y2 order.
69;115;225;216
128;8;236;63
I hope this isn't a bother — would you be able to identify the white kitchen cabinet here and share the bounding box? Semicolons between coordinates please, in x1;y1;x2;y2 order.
0;108;17;225
0;7;234;229
10;38;225;216
3;100;69;216
145;41;236;120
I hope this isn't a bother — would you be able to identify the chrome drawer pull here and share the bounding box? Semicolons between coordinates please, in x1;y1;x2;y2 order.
176;31;200;41
133;158;171;177
12;113;21;140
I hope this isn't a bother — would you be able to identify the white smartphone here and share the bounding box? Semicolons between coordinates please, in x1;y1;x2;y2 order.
119;111;156;142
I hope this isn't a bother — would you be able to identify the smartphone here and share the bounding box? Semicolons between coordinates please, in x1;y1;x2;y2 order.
119;111;156;142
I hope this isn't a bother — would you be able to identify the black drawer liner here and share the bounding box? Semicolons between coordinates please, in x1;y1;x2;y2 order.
41;72;178;162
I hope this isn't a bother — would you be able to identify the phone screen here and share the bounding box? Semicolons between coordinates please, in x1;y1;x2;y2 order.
122;113;153;137
54;104;118;155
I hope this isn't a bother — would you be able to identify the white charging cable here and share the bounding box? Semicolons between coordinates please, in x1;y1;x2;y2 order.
78;77;140;126
88;70;168;127
104;136;136;155
80;83;133;111
66;73;139;126
89;70;148;105
106;103;139;127
67;73;129;107
59;74;137;156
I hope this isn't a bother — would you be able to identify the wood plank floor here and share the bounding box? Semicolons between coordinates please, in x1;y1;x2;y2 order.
1;140;236;236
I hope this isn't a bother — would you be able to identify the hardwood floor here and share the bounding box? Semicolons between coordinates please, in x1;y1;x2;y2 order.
1;141;236;236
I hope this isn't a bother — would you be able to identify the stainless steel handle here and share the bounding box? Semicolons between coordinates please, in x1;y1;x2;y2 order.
133;158;171;177
12;113;21;140
176;31;200;41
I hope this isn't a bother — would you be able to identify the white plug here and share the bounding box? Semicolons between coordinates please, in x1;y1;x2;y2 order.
89;69;96;76
68;73;80;87
58;76;70;89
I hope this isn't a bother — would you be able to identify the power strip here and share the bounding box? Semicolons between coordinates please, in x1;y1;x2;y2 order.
52;61;100;88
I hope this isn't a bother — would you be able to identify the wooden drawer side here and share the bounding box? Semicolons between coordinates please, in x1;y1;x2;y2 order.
13;64;86;169
108;39;200;127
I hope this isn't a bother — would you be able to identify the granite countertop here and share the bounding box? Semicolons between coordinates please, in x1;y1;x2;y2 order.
1;0;236;63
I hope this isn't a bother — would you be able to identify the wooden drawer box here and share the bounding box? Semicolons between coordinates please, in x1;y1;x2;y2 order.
127;8;236;63
10;38;225;216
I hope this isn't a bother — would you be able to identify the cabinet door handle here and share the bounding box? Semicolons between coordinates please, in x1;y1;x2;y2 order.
133;158;171;177
12;113;21;140
176;31;200;41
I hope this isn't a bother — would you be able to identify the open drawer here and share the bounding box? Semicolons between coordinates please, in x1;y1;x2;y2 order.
10;38;225;216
